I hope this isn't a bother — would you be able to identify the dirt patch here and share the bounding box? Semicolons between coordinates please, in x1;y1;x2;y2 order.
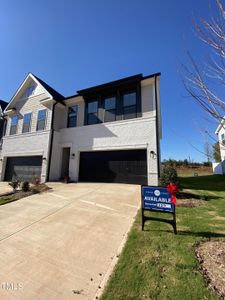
213;216;225;221
208;211;217;216
177;199;205;208
196;240;225;299
176;191;206;208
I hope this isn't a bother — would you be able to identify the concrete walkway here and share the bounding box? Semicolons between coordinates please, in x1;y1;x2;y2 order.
0;182;12;195
0;183;140;300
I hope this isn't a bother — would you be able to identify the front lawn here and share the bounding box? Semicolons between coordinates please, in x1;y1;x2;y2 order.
101;175;225;300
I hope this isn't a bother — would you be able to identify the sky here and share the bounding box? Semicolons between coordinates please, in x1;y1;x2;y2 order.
0;0;221;162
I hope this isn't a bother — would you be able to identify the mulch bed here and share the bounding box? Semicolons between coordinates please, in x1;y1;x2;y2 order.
176;191;206;208
0;184;51;205
196;241;225;299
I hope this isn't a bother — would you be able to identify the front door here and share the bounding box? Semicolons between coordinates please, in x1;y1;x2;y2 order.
61;147;70;179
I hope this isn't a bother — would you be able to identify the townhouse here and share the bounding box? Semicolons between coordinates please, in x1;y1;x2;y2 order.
0;72;161;185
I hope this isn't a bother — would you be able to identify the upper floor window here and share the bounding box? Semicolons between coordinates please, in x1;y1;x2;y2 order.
122;91;137;120
37;109;47;131
84;87;139;126
104;96;116;122
221;133;225;141
25;85;36;98
10;115;18;135
22;113;32;133
87;101;98;125
67;105;78;128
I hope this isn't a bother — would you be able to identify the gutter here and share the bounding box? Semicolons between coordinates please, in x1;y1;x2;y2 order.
46;102;57;182
154;74;161;178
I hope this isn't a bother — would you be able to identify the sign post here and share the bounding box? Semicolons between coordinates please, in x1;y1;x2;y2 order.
141;186;177;234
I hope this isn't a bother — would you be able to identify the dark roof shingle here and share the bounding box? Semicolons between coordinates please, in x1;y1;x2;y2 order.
0;100;8;110
32;74;65;104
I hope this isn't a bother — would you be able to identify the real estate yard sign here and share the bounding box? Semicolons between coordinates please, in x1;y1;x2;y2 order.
141;186;177;234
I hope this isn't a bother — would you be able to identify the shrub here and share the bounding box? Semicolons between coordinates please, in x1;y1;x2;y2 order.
8;180;20;191
21;181;30;192
160;165;179;187
33;178;40;185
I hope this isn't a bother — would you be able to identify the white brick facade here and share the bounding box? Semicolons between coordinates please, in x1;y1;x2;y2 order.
50;116;159;185
0;73;161;185
0;74;54;182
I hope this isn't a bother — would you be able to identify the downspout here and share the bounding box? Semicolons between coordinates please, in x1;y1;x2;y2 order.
0;115;7;149
1;115;7;136
154;75;160;178
3;117;7;137
46;102;57;182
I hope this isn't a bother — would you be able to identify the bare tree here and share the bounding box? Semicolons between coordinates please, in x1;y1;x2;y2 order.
213;141;222;161
182;0;225;124
204;140;213;162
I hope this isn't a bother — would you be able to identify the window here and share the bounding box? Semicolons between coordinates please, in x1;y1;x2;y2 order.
87;101;98;125
23;85;36;98
104;97;116;122
221;133;225;141
67;105;78;128
10;115;18;135
22;113;32;133
122;92;137;120
37;109;47;131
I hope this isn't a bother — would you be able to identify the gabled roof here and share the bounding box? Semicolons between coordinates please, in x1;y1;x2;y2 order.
0;100;8;110
32;74;65;104
5;73;65;112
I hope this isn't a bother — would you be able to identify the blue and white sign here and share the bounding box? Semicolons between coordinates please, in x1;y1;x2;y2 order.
142;186;174;212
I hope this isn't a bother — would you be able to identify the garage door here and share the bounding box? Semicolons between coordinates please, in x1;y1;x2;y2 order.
79;150;147;185
5;156;42;182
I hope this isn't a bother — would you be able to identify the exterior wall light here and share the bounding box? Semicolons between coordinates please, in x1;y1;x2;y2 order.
71;153;75;159
150;150;157;159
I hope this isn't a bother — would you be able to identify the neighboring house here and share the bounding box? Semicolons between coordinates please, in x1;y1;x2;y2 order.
0;100;8;145
214;120;225;174
0;72;162;185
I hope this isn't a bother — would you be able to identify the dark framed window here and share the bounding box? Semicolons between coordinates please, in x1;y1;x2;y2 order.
36;109;47;131
67;105;78;128
104;96;116;122
22;113;32;133
10;115;18;135
87;101;98;125
122;91;137;120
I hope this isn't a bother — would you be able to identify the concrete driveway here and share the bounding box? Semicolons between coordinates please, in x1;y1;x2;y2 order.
0;183;140;300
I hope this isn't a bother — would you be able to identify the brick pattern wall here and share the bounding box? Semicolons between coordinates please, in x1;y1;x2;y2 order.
5;93;52;136
1;88;53;182
50;117;159;185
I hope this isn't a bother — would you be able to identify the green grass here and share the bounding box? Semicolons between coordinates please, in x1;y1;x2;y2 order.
0;194;18;205
101;174;225;300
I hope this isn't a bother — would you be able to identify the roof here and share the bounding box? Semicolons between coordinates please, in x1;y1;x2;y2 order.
76;72;161;96
0;100;8;110
32;74;65;104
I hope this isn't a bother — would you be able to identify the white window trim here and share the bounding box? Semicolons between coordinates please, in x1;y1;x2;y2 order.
36;109;47;131
22;112;33;133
